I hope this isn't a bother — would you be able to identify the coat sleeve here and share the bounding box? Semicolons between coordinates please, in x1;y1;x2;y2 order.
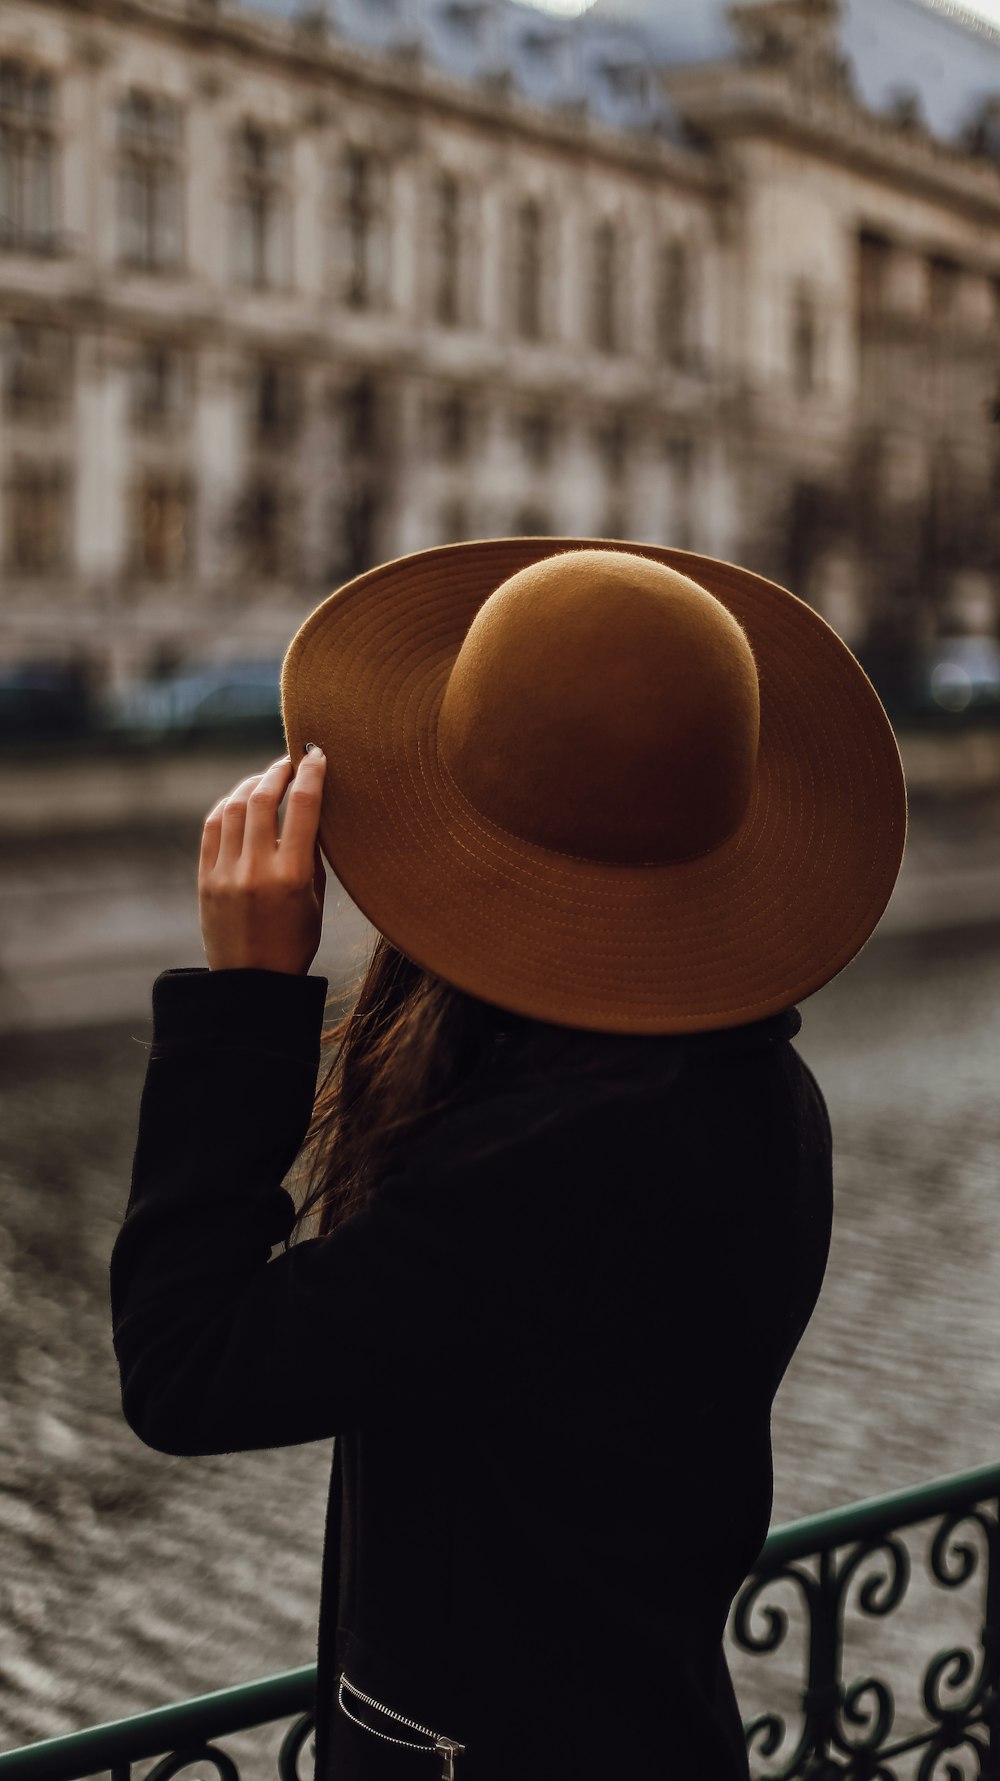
109;967;521;1459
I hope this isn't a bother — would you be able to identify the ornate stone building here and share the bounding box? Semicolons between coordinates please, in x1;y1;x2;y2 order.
0;0;998;692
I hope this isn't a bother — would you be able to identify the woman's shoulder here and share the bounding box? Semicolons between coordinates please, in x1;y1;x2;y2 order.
381;1003;806;1188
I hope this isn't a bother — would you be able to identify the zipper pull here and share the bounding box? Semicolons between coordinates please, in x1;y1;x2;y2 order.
435;1736;464;1780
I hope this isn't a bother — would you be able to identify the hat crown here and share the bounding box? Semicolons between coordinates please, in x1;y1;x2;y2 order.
437;549;761;865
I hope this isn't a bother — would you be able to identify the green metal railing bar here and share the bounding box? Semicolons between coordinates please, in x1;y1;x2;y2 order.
0;1671;317;1781
757;1457;1000;1565
1;1458;998;1781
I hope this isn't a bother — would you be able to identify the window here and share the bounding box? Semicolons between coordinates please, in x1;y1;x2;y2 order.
241;478;297;580
656;239;690;368
246;481;280;578
928;254;960;323
5;462;68;572
116;90;183;271
519;409;553;468
433;171;463;327
666;436;694;551
339;487;378;579
343;376;377;455
858;230;891;313
595;416;627;482
4;321;70;419
334;145;389;309
133;475;191;578
130;344;188;428
792;283;818;397
0;59;56;253
232;123;290;290
515;504;551;536
252;359;301;446
851;432;887;549
435;391;468;461
925;445;961;560
439;497;468;543
514;198;543;341
591;219;618;354
786;480;833;596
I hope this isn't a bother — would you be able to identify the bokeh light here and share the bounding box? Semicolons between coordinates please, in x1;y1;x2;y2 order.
516;0;599;16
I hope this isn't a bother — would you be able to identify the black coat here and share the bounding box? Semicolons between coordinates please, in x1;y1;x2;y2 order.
110;967;833;1781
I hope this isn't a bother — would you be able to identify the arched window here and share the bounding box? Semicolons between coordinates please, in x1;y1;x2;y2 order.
515;197;543;341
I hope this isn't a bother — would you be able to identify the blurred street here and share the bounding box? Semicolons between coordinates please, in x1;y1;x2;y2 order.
2;735;1000;1035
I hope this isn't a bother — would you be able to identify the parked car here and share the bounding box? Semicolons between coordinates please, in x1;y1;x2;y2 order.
101;660;286;741
0;663;95;742
911;635;1000;716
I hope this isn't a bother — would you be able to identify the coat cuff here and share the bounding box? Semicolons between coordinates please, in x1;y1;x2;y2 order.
151;967;330;1056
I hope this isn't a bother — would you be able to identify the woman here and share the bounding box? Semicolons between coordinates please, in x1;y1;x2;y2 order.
110;540;907;1781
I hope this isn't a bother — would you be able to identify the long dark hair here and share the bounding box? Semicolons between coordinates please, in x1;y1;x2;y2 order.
282;933;685;1250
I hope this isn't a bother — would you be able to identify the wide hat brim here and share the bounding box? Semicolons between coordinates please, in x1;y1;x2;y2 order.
281;538;907;1034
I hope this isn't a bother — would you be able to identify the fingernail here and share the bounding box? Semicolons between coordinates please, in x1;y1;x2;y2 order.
304;742;325;758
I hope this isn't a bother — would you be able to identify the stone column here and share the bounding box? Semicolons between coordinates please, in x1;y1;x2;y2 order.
75;332;129;586
188;72;230;297
293;114;325;301
388;128;422;321
65;30;113;263
299;361;335;590
478;154;506;341
192;345;247;602
630;423;670;546
388;375;432;556
557;410;604;537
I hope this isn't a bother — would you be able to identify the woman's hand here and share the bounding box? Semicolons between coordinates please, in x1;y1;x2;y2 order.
199;748;328;975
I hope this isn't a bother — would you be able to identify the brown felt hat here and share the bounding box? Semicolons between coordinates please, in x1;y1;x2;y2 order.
280;538;907;1034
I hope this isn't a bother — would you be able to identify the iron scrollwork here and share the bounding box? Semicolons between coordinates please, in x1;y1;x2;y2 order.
145;1748;241;1781
111;1710;316;1781
730;1493;1000;1781
278;1713;316;1781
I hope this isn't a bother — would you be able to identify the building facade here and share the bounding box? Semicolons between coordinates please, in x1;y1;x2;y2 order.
0;0;998;692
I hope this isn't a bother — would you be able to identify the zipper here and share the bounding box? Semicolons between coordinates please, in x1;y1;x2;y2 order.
338;1672;465;1780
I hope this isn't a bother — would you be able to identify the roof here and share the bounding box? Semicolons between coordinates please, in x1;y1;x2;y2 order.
232;0;1000;146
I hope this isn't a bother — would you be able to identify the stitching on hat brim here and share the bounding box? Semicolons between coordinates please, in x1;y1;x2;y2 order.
280;538;906;1035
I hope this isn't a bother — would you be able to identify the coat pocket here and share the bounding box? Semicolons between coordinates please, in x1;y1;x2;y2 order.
337;1671;466;1781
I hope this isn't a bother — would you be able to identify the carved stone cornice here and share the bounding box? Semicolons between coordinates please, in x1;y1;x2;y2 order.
298;99;333;131
192;67;228;102
18;0;721;198
730;0;845;78
70;29;114;68
660;58;1000;227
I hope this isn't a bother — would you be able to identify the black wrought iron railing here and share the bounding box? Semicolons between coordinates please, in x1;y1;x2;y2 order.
1;1459;998;1781
730;1458;1000;1779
